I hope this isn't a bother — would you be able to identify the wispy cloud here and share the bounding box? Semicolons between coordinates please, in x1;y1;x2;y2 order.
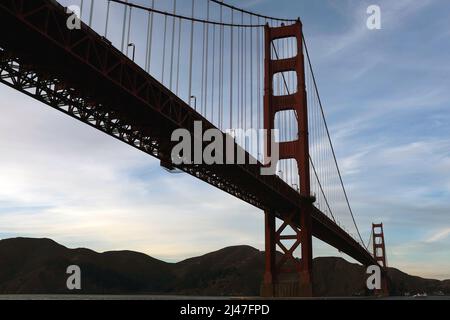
426;228;450;243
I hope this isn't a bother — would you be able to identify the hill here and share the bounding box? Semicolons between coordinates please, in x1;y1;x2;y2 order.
0;238;448;296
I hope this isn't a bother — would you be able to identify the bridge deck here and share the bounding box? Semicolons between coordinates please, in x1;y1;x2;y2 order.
0;0;376;267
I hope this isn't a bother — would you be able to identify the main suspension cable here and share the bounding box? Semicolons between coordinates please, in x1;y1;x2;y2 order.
110;0;266;28
208;0;297;23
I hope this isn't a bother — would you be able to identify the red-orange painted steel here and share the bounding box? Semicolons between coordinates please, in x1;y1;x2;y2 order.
372;223;389;295
372;223;387;267
262;21;314;297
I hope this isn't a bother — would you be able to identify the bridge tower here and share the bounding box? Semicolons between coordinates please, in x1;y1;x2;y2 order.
372;223;389;295
261;20;314;297
372;223;387;268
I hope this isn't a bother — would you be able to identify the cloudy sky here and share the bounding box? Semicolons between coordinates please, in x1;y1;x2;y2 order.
0;0;449;280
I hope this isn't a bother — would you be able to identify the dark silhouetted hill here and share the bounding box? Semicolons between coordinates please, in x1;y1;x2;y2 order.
0;238;448;296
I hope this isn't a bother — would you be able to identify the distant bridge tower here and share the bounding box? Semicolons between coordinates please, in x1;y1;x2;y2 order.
261;20;315;297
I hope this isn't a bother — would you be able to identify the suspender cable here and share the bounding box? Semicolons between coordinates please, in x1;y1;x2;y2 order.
80;0;84;20
104;0;111;37
240;12;244;145
201;7;206;114
229;9;234;129
243;14;247;148
169;0;177;91
161;15;168;85
126;7;132;56
219;2;224;130
120;0;128;52
250;15;254;154
188;0;195;106
176;17;182;96
317;71;327;216
312;69;318;201
366;229;373;254
88;0;94;27
291;38;296;186
257;17;261;161
287;38;293;186
237;22;241;134
284;38;288;182
145;0;155;73
211;22;216;123
279;40;286;181
311;62;321;212
204;1;210;116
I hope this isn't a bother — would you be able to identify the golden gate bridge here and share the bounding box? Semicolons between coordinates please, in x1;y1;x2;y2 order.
0;0;388;296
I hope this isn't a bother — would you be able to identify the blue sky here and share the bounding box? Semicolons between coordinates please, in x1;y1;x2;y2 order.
0;0;449;280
